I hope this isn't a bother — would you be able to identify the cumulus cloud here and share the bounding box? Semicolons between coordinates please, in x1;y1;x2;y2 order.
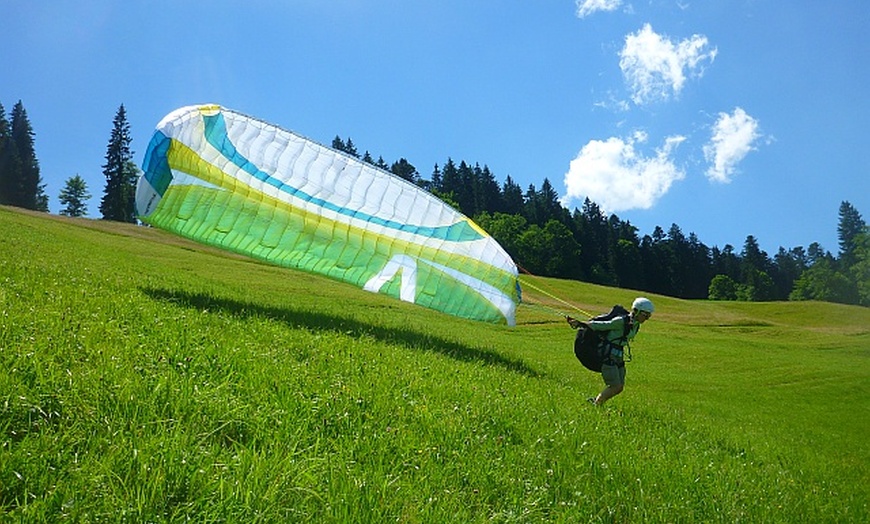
619;24;717;105
562;132;686;212
703;107;761;183
576;0;622;18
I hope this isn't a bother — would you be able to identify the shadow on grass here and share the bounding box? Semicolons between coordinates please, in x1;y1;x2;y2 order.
141;287;540;377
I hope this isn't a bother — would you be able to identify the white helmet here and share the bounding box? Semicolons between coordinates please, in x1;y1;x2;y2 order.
632;297;654;314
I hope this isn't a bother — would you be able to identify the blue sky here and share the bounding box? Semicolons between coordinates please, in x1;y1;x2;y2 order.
3;0;868;256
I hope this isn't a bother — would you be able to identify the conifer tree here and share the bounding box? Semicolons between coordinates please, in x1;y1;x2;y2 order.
100;105;137;222
429;164;442;192
501;176;524;215
475;164;502;215
390;158;419;185
344;137;359;158
0;101;16;205
837;200;865;268
440;158;461;202
7;101;47;211
59;174;91;217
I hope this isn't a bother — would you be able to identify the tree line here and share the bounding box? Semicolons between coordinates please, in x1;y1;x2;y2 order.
333;135;869;307
0;101;137;221
1;99;866;307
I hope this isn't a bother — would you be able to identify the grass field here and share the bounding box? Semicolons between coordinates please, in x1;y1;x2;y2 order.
1;205;868;522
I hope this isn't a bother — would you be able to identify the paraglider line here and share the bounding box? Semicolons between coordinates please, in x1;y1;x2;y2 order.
516;266;593;319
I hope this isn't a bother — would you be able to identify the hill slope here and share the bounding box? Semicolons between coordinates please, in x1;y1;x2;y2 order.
1;206;868;522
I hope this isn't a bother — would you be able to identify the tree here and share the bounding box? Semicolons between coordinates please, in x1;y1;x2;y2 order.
0;101;16;205
429;164;442;192
739;268;776;301
439;159;463;209
532;178;563;225
686;232;712;298
807;242;830;266
344;137;359;158
474;212;527;262
3;101;48;211
709;274;740;300
772;246;807;300
473;164;502;215
501;175;524;215
454;161;476;216
738;235;775;300
390;158;419;185
789;258;859;305
741;235;769;275
837;201;866;268
540;219;582;277
711;244;741;282
517;222;580;277
613;238;643;289
100;105;137;222
851;229;870;306
331;136;359;158
574;198;611;283
59;174;91;217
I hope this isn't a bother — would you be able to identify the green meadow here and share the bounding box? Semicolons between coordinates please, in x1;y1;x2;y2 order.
1;205;868;523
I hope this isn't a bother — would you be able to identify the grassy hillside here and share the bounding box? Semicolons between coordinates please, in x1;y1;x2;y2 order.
1;206;868;523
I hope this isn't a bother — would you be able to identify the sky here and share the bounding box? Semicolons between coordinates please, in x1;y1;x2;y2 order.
3;0;868;256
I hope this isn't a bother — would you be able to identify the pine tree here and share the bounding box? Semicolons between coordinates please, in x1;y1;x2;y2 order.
344;137;359;158
0;101;16;205
59;174;91;217
534;178;562;224
739;235;774;300
455;161;476;215
440;158;462;203
331;136;360;158
429;164;442;192
837;201;866;268
501;176;524;215
8;101;47;210
390;158;419;185
100;105;137;222
476;164;502;215
851;230;870;306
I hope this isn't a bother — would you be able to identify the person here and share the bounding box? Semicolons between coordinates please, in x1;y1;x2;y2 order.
567;297;654;406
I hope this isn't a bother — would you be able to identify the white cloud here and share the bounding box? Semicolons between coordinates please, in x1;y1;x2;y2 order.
703;107;761;183
593;91;631;112
576;0;622;18
562;133;686;212
619;24;717;105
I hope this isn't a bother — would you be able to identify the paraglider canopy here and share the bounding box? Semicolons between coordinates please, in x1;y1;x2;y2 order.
137;104;520;325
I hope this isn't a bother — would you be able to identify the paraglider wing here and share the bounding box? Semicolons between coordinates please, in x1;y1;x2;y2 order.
136;104;520;325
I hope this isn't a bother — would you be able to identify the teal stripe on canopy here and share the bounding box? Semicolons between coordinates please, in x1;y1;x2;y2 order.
201;112;483;243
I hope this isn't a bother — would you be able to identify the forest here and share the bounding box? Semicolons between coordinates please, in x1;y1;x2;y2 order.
1;99;867;306
330;136;868;307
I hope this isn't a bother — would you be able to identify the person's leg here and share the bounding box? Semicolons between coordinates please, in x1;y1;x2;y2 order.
595;364;625;405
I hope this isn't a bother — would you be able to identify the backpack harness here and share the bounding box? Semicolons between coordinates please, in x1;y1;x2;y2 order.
570;305;637;372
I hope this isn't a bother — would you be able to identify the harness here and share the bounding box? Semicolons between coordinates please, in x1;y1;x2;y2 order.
601;315;636;367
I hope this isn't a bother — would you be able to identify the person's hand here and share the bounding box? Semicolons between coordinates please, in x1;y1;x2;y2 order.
566;316;582;329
